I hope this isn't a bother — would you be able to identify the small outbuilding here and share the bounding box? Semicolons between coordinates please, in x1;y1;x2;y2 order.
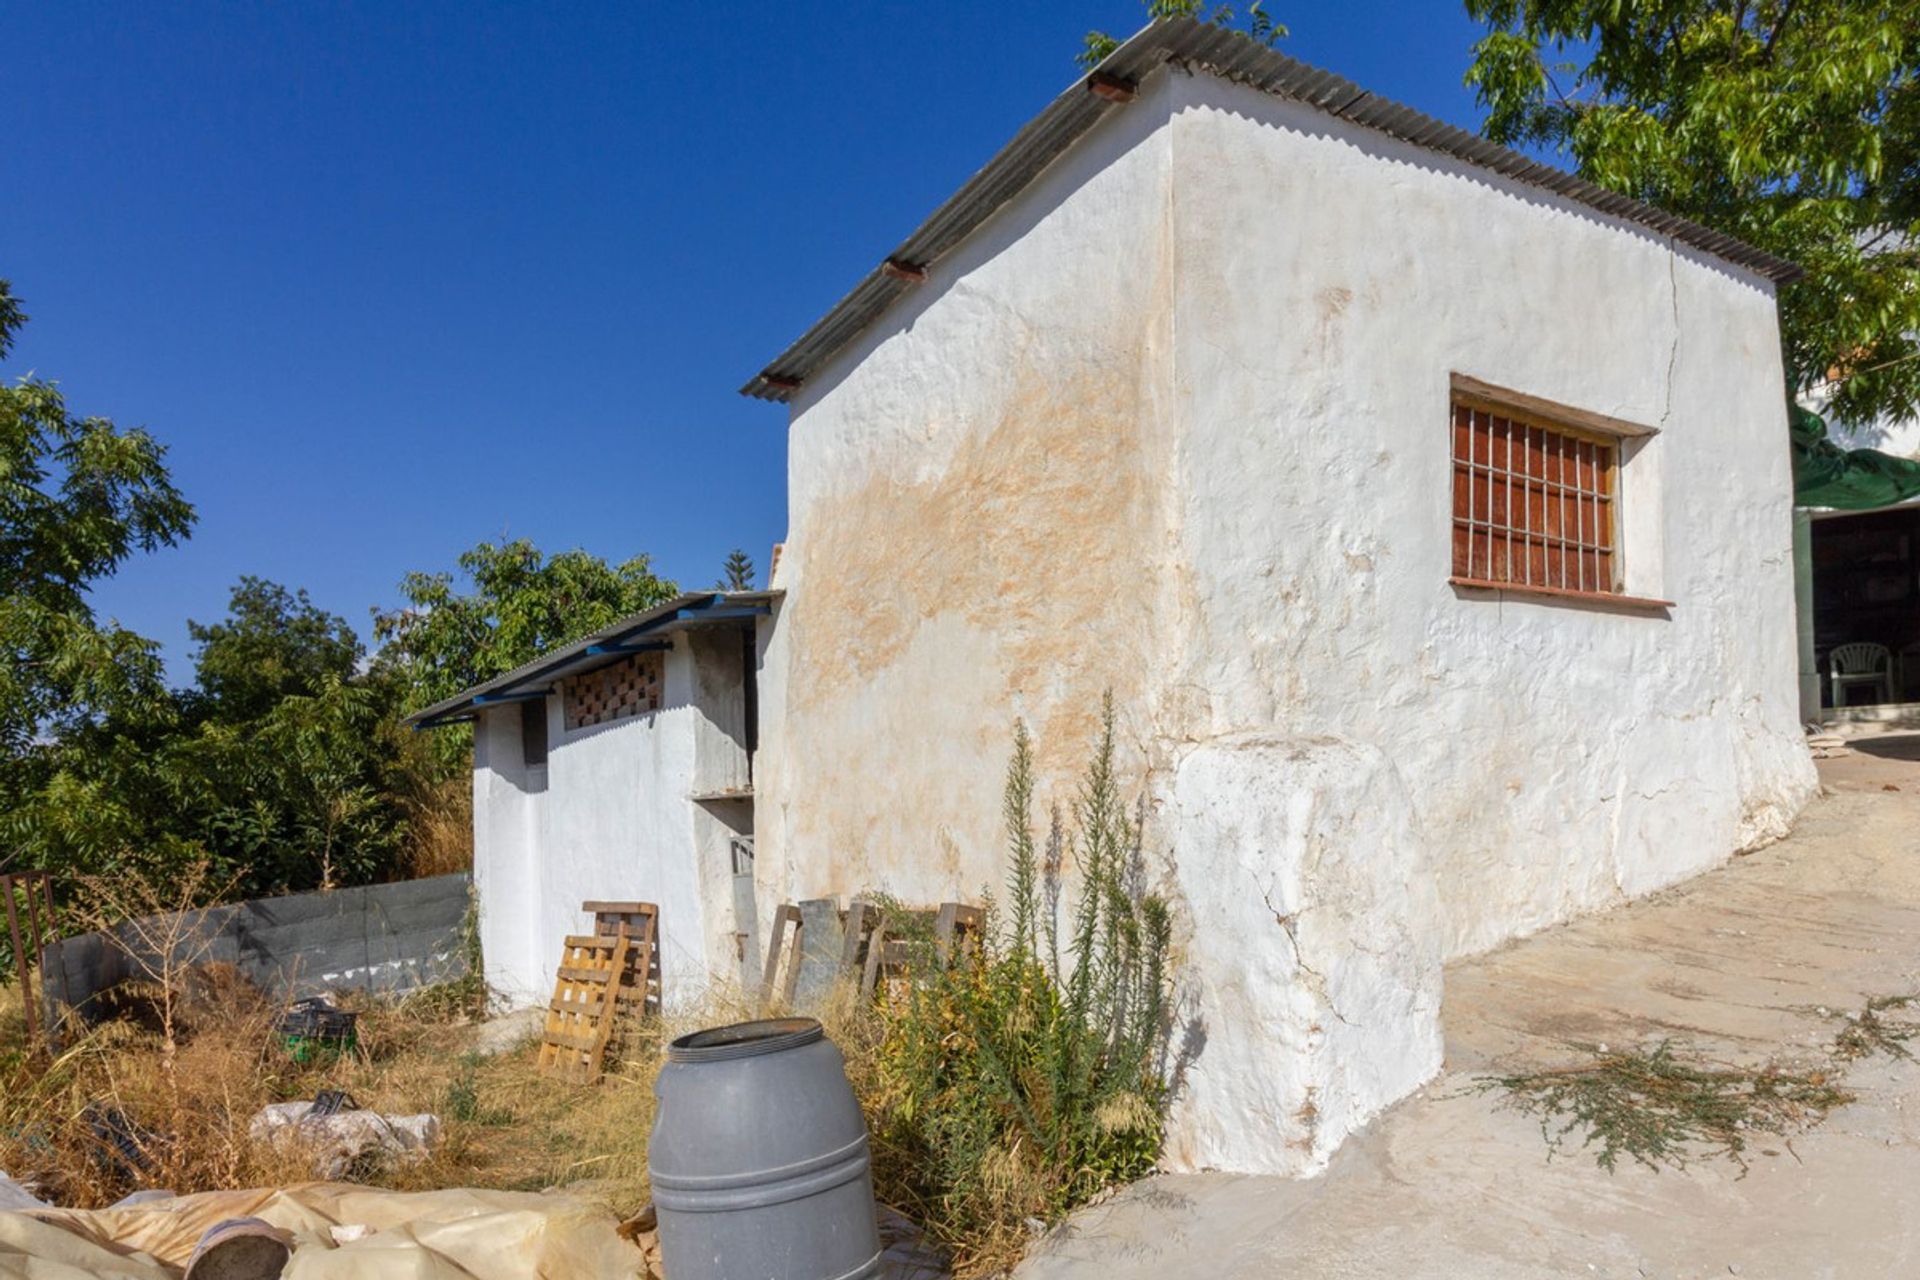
405;592;776;1008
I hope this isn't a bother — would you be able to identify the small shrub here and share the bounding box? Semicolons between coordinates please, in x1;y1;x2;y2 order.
870;696;1173;1274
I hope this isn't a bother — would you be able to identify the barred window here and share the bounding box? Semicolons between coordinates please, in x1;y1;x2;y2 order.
1451;399;1618;596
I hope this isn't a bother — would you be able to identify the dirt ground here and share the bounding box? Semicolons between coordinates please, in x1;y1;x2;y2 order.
1018;733;1920;1280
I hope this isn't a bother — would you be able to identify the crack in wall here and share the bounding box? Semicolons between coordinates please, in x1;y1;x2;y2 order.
1260;877;1357;1027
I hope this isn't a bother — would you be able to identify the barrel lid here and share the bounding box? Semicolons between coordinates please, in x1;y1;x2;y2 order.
668;1017;824;1063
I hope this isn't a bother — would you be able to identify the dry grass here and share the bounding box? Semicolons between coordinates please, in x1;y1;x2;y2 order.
0;962;1093;1277
400;777;473;880
1478;1041;1854;1174
1829;993;1920;1062
0;979;673;1213
0;975;854;1224
0;981;25;1067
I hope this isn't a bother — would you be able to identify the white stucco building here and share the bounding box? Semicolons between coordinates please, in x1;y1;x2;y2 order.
742;19;1816;1174
422;18;1819;1178
408;592;774;1008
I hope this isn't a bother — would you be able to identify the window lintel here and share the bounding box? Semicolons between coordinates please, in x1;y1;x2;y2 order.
1450;373;1659;443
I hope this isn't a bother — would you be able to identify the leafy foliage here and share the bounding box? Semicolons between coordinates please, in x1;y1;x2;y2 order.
1079;0;1285;68
5;578;425;899
0;279;675;948
871;698;1173;1266
373;538;676;716
1465;0;1920;424
188;577;361;723
0;280;194;763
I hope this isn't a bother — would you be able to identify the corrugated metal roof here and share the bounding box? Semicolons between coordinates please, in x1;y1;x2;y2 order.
741;16;1800;403
405;590;781;728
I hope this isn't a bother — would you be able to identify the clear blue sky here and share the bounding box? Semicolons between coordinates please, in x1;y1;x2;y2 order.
3;1;1489;677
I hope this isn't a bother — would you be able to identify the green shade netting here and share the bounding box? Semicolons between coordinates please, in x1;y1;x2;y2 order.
1793;403;1920;510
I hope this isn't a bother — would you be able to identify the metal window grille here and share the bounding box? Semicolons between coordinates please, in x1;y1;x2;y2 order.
1451;401;1618;594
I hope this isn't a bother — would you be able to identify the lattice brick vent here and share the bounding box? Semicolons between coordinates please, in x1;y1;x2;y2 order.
563;652;664;730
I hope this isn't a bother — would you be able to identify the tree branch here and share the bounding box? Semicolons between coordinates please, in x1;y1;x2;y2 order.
1763;0;1798;60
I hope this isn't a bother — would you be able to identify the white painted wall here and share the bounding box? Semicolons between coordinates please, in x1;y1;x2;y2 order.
759;64;1817;1176
1166;74;1815;955
472;708;545;1005
471;632;754;1011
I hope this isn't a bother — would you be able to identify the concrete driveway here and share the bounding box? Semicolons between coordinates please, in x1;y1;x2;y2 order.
1018;734;1920;1280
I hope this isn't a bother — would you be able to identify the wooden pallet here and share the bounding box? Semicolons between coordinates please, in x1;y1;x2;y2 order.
586;901;663;1019
538;902;659;1083
756;897;988;1005
859;901;984;999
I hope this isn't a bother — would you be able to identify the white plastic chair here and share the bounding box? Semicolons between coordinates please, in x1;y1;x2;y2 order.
1829;642;1894;708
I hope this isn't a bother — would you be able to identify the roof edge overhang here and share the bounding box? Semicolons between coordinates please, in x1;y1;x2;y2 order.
405;589;780;730
740;16;1801;404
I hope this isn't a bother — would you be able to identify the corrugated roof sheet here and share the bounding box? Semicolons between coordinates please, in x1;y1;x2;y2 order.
741;15;1800;403
405;590;780;728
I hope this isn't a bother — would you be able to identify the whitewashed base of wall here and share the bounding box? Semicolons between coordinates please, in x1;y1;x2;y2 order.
1162;736;1445;1176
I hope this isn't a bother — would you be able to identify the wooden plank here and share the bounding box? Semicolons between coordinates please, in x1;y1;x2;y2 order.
841;900;877;971
859;924;887;999
584;932;632;1083
934;902;985;962
1451;373;1658;441
759;904;801;1010
540;901;660;1081
628;921;657;1021
541;1029;604;1053
2;878;34;1044
582;901;655;917
29;876;56;1033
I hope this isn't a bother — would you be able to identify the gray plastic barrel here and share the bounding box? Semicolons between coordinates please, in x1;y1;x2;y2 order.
649;1017;881;1280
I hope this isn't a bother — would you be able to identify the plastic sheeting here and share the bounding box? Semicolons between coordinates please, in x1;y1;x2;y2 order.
0;1183;645;1280
1793;404;1920;510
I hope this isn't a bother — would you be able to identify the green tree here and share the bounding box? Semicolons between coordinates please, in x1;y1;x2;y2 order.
187;576;361;723
373;538;677;716
1079;1;1284;68
7;576;423;897
716;547;756;591
1465;0;1920;425
171;672;413;893
0;279;194;766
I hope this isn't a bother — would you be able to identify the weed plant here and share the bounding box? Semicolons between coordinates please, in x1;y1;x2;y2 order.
868;697;1174;1272
1479;1040;1853;1173
1829;993;1920;1062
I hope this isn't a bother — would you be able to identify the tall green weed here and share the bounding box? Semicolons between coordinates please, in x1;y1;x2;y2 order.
870;696;1172;1271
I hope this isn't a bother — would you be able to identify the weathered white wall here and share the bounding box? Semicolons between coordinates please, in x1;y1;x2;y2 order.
472;708;545;1005
754;70;1184;934
1167;736;1443;1173
471;634;752;1010
1165;74;1817;961
758;65;1817;1176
